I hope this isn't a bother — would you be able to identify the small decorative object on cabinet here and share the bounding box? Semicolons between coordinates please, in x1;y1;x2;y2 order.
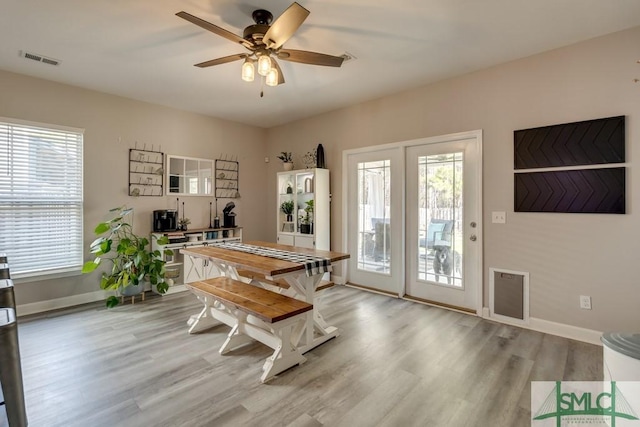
302;149;317;169
276;168;329;251
316;144;326;168
129;148;164;196
277;152;294;171
151;226;243;294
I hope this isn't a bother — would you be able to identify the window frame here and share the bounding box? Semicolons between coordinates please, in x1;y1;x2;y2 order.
0;117;84;282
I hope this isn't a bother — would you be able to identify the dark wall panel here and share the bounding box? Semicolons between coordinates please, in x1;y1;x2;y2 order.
514;168;625;214
514;116;625;169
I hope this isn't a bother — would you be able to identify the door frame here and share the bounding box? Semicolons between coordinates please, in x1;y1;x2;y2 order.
342;130;483;315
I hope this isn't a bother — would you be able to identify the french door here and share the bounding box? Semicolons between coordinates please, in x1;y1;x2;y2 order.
344;131;482;312
405;134;482;311
345;147;403;295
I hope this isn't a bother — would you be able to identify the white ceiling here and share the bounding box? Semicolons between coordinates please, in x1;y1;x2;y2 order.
2;1;640;128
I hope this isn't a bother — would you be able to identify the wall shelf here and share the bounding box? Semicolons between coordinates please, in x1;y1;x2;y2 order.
129;148;164;197
215;159;239;198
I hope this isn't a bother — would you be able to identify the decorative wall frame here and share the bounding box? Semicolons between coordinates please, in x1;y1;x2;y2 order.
514;167;625;214
514;116;625;169
514;116;626;214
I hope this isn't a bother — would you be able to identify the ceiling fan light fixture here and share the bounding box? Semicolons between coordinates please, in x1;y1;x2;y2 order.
257;54;272;76
241;58;255;82
265;67;278;87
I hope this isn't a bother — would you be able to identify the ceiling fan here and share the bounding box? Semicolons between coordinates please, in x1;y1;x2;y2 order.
176;2;345;93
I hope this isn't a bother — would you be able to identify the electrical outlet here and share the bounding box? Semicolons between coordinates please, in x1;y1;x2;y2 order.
492;211;506;224
580;295;592;310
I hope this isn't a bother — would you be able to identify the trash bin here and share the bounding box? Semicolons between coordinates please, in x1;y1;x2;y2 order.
0;307;28;426
601;332;640;381
0;279;15;309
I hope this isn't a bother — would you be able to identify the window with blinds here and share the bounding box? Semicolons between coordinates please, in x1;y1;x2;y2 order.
0;118;84;279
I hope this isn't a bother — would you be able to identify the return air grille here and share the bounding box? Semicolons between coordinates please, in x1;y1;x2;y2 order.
20;51;60;66
489;268;529;324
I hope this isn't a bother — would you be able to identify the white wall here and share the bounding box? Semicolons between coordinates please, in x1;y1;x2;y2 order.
0;70;268;306
265;26;640;333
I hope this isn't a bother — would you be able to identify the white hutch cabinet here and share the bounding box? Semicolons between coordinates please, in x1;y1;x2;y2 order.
276;168;330;251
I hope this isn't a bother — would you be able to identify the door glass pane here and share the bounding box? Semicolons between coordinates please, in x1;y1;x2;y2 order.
417;153;463;287
357;160;391;274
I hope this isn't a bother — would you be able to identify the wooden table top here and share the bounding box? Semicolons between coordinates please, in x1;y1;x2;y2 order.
181;240;350;277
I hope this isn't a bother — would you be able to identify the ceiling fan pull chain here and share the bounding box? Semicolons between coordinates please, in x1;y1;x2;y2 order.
260;77;265;98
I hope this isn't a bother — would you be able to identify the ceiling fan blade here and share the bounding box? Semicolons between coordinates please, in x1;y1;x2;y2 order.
176;11;253;49
271;58;285;85
278;49;344;67
195;53;247;68
263;2;309;50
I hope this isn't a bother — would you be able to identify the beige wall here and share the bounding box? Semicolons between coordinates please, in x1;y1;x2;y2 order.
2;25;638;332
265;26;640;333
0;70;268;305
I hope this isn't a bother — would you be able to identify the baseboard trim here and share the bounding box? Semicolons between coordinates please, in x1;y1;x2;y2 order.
17;290;109;316
17;284;191;316
481;307;602;346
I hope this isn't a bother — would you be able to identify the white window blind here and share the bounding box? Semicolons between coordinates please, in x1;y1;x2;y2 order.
0;118;84;279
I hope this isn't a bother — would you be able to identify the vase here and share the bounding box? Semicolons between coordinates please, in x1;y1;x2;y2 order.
286;214;293;222
316;144;325;168
283;162;294;171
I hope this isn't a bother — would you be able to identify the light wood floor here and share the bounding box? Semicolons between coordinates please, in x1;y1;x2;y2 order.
3;285;601;427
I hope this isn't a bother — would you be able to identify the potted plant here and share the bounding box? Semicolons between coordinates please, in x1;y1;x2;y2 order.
82;206;172;308
280;200;295;222
178;217;191;231
277;151;294;171
299;199;314;234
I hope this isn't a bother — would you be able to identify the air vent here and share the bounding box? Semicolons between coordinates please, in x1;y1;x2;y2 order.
20;50;60;66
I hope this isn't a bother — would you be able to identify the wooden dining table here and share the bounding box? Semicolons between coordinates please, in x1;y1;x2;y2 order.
181;240;350;354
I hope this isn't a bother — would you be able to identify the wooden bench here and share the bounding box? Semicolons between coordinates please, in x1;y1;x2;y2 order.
186;277;313;383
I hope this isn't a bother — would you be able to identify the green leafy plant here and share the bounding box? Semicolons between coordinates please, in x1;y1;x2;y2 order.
277;151;293;163
280;200;295;215
82;206;172;308
299;199;314;225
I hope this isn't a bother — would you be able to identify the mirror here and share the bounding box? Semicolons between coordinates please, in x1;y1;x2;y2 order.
167;155;213;196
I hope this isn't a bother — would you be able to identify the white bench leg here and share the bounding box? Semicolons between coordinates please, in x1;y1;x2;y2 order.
187;295;222;334
219;313;254;354
261;319;307;383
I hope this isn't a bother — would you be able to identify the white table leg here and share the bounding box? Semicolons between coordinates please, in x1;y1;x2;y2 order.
281;273;340;353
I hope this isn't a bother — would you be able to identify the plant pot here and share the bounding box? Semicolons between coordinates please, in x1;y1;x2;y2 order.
286;214;293;222
283;162;294;171
300;223;312;234
119;282;145;297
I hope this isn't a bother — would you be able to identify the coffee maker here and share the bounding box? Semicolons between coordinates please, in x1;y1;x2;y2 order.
153;210;177;232
222;202;236;228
